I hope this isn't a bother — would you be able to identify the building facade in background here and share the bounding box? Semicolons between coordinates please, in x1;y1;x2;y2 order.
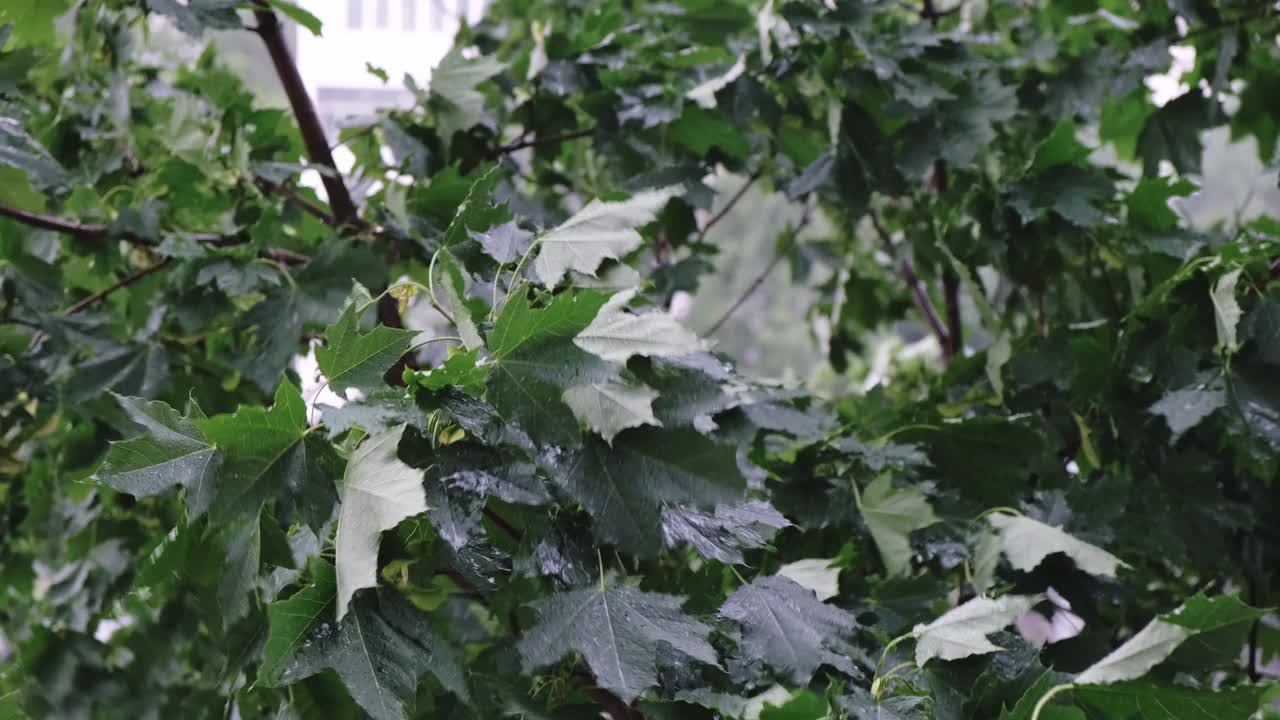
295;0;487;136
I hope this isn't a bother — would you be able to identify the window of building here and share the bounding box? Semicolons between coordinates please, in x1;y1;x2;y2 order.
403;0;417;29
430;0;446;30
376;0;389;27
456;0;468;20
347;0;362;29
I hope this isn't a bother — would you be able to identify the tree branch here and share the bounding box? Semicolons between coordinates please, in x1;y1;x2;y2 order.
706;206;809;336
699;172;761;241
256;177;336;225
942;269;961;361
253;8;360;228
0;201;310;267
868;210;949;351
488;127;595;159
63;259;172;316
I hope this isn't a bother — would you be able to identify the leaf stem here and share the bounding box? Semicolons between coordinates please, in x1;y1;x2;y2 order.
872;631;914;684
976;506;1022;521
871;660;916;698
1030;683;1074;720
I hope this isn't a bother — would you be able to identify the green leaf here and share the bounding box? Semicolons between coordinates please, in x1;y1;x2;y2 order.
555;427;745;555
429;47;505;142
1075;594;1265;684
1029;120;1091;174
759;688;828;720
660;500;790;564
912;594;1039;666
316;284;418;396
856;476;940;577
1126;176;1197;232
92;396;220;518
1073;682;1266;720
1210;268;1243;354
1148;381;1227;441
334;425;426;621
719;575;861;684
561;381;661;444
196;380;338;528
986;512;1125;578
268;0;322;36
1136;93;1220;176
0;116;69;189
574;289;704;363
518;585;717;704
470;220;533;265
533;187;676;287
486;288;615;447
261;562;467;719
434;249;483;351
669;107;751;159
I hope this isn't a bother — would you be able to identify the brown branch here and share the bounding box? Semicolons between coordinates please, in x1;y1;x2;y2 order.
706;207;810;336
63;259;172;316
942;269;961;361
919;0;963;364
0;201;309;267
868;210;950;351
256;177;336;226
699;173;760;241
253;8;360;228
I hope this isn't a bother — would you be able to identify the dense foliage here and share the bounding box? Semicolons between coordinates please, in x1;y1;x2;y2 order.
2;0;1279;718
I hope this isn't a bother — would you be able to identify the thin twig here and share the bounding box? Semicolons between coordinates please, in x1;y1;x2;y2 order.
488;127;595;159
868;210;950;350
63;259;172;316
253;8;360;228
706;206;810;336
698;172;761;241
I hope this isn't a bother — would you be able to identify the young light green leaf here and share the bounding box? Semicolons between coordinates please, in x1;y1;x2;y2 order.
434;249;483;351
93;395;220;518
987;513;1126;578
856;476;940;577
776;558;840;602
518;585;717;704
719;576;861;684
430;47;505;142
574;289;704;363
912;594;1040;666
533;187;677;287
267;0;322;36
316;284;419;396
561;381;661;444
1075;594;1265;685
1210;268;1242;354
334;425;426;621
